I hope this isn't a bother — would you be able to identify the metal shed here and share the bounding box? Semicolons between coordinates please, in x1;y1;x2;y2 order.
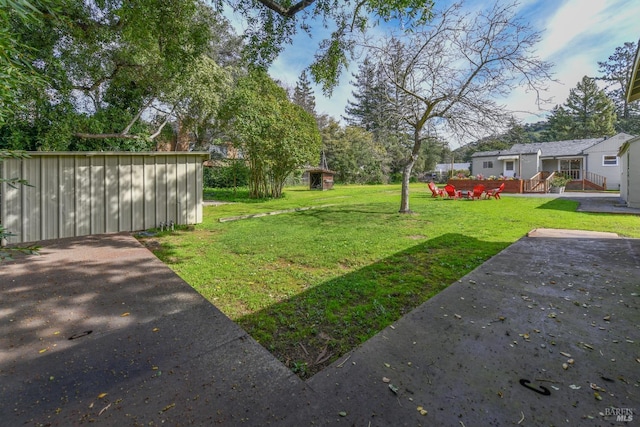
1;152;209;244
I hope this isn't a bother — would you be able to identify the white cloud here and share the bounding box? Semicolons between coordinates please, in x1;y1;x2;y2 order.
260;0;640;140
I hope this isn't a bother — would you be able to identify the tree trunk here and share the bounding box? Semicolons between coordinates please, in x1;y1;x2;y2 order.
398;130;423;214
176;118;190;151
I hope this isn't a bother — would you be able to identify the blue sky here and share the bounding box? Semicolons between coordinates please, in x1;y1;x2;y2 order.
234;1;640;146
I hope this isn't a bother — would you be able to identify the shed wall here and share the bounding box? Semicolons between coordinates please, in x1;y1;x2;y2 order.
622;141;640;208
1;153;207;244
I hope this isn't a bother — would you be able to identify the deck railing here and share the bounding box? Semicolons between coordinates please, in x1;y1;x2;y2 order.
523;171;551;193
524;170;608;192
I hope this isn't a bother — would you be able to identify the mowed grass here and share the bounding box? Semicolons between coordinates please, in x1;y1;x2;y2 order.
142;184;640;378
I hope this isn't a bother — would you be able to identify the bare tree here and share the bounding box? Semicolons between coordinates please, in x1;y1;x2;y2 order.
366;1;553;213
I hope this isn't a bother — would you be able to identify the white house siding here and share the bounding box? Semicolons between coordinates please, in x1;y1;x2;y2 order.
471;154;503;177
518;152;539;179
619;138;640;208
583;133;634;190
0;152;208;244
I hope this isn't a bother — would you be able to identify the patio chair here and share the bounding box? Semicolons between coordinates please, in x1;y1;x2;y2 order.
443;184;459;199
466;184;485;200
428;181;444;198
485;182;505;200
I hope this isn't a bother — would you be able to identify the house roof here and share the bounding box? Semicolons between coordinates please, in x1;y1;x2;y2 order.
627;39;640;102
513;137;606;158
471;136;616;159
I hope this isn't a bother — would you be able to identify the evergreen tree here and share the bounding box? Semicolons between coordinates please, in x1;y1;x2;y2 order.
598;41;639;119
344;57;391;132
544;105;574;140
597;41;640;134
292;70;316;117
563;76;616;139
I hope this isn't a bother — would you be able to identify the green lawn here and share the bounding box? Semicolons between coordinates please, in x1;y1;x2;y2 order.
141;184;640;378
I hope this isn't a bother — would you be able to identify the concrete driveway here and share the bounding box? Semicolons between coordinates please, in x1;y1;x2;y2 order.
1;224;639;425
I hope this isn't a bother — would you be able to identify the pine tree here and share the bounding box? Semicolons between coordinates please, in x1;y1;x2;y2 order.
564;76;616;139
544;105;574;141
597;41;640;134
344;58;381;131
598;41;639;119
292;70;316;117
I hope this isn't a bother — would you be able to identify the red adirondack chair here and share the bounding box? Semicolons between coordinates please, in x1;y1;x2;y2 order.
470;184;486;200
443;184;459;199
428;181;444;198
485;182;505;199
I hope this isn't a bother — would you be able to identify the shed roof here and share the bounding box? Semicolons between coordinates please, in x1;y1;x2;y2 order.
627;39;640;102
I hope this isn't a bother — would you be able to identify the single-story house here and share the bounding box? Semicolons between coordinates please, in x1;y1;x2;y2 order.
620;39;640;207
471;133;635;190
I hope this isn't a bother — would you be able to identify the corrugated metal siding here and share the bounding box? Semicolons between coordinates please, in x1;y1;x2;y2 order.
1;152;208;244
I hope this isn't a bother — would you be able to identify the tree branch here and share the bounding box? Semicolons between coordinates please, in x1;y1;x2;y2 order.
257;0;316;18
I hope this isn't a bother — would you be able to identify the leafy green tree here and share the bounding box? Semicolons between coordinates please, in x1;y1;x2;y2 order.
219;70;321;198
1;0;225;150
0;0;57;125
321;119;387;184
231;0;435;95
563;75;616;139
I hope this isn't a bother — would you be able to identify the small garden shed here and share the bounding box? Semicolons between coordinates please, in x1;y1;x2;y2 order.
1;152;209;244
308;168;335;191
307;152;335;191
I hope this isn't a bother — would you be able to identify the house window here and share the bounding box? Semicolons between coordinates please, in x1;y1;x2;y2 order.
482;161;493;169
603;155;618;166
505;161;514;171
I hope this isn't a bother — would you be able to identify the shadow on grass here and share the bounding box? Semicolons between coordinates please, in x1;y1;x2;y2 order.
236;232;510;379
534;198;579;212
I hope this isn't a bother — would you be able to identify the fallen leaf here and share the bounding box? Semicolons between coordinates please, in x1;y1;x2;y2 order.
389;384;399;394
454;314;462;319
382;377;390;383
567;358;574;365
417;406;428;415
594;392;602;401
560;352;572;358
161;403;175;413
97;393;107;399
121;312;130;317
603;315;611;321
152;328;159;332
384;363;391;368
569;385;581;390
39;348;47;354
338;411;347;417
562;363;569;370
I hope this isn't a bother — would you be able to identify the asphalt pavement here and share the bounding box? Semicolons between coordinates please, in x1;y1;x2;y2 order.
1;194;639;426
